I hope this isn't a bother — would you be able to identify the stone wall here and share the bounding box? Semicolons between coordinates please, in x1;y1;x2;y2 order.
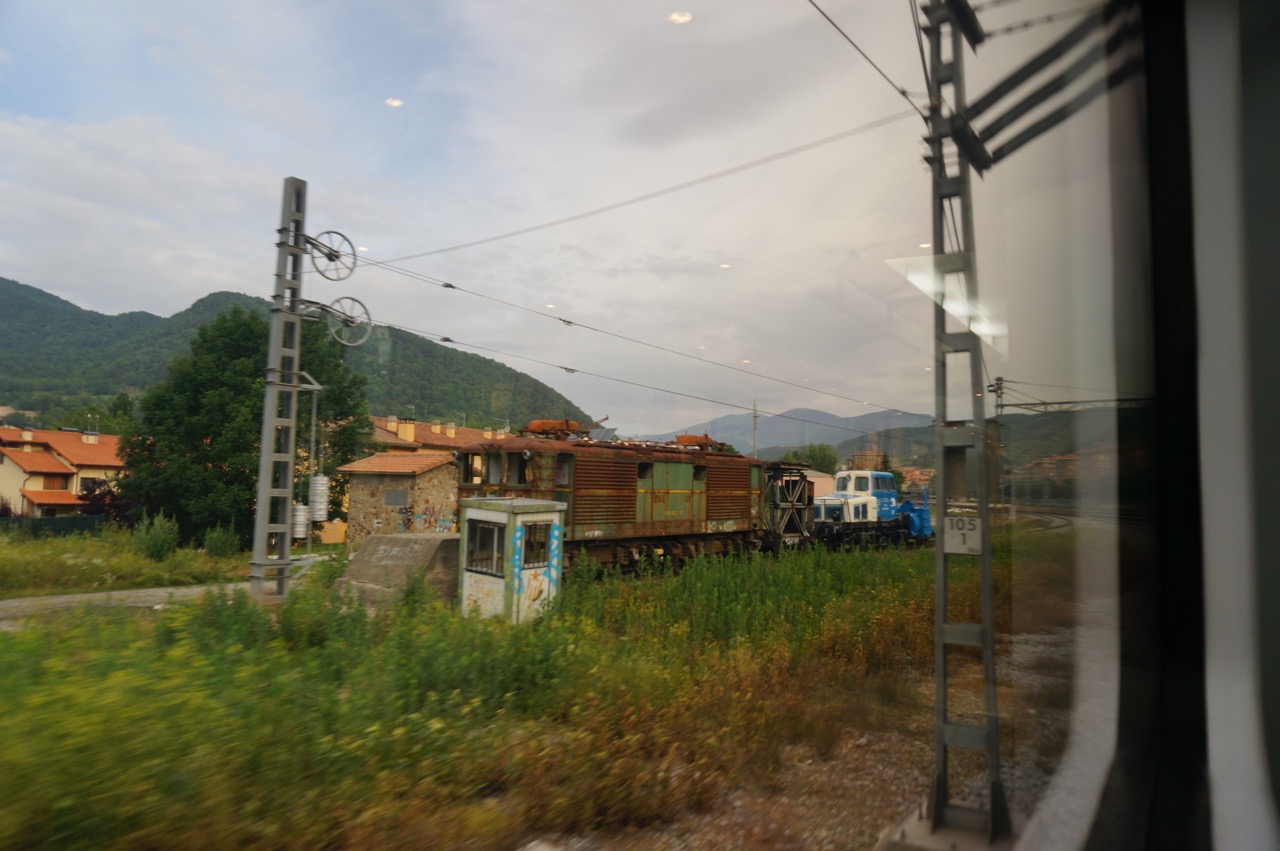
345;464;458;553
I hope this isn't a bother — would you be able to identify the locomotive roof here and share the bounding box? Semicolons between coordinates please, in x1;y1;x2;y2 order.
454;435;758;463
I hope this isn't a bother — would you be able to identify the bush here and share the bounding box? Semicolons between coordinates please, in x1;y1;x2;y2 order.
202;525;240;558
134;514;179;562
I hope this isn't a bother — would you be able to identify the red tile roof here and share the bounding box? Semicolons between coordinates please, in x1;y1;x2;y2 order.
41;431;125;468
371;424;419;449
20;489;84;506
0;427;124;468
371;417;518;450
0;446;75;475
338;451;455;476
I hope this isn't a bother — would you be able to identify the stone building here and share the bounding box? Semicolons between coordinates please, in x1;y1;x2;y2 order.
338;451;457;552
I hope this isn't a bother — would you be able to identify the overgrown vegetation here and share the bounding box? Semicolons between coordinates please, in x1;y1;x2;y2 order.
0;530;1073;849
0;526;246;599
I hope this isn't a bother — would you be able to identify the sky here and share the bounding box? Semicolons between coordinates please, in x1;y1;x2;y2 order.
0;1;1141;437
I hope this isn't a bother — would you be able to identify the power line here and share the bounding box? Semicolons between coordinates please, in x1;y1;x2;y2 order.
984;4;1103;38
908;0;932;93
806;0;928;120
373;110;918;266
971;0;1031;11
356;253;918;417
377;320;936;451
1005;378;1146;397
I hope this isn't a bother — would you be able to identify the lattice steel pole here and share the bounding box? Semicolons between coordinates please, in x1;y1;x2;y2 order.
923;0;1011;841
251;177;308;599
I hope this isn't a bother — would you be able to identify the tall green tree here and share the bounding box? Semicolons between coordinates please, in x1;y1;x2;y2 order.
781;443;839;474
119;308;371;545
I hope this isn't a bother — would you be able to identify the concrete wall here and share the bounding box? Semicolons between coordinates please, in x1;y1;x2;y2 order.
345;465;458;552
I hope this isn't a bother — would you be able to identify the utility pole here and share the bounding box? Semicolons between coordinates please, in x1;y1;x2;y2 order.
251;177;309;599
250;177;368;600
923;0;1011;841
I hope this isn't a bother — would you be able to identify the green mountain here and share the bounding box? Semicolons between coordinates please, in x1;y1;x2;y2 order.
0;277;589;427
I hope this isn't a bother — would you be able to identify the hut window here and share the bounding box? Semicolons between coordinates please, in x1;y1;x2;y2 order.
485;454;503;484
384;489;409;507
523;523;550;568
466;520;505;576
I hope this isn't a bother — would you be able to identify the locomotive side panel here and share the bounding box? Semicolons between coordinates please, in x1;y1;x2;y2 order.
456;436;765;566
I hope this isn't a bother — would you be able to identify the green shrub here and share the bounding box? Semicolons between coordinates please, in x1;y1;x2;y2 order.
202;525;240;558
134;514;179;562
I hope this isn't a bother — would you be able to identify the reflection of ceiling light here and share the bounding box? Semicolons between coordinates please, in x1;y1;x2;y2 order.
669;11;693;23
357;246;368;252
742;359;750;364
546;304;555;308
719;263;731;269
385;97;404;107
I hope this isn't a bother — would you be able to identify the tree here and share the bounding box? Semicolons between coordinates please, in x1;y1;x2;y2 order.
781;443;839;474
118;308;371;546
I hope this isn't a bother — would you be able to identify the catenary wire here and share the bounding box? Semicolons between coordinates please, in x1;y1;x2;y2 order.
371;111;918;266
908;0;932;94
985;4;1103;38
355;254;919;417
377;320;936;450
806;0;928;120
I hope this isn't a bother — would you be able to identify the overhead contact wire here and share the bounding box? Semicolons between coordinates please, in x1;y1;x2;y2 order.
379;321;934;449
373;110;919;265
359;254;914;416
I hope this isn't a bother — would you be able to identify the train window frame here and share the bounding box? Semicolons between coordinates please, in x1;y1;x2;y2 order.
484;453;502;485
637;462;653;481
554;453;572;486
507;452;530;486
692;465;707;483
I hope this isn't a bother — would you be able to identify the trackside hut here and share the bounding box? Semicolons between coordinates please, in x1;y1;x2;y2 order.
338;451;457;551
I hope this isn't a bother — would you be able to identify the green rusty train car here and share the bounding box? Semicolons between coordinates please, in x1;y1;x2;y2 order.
454;426;765;567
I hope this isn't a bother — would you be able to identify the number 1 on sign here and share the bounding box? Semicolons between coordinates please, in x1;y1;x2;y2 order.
943;515;983;555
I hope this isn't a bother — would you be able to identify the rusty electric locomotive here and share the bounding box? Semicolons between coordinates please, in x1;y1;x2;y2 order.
455;421;767;567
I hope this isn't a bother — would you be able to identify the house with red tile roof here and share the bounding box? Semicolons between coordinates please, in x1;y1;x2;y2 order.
338;450;457;551
372;416;515;451
0;426;125;517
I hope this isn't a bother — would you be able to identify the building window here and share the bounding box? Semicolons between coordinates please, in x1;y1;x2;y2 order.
466;520;505;576
384;489;408;507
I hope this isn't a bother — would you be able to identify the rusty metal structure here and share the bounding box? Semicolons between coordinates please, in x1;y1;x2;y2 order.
456;432;765;566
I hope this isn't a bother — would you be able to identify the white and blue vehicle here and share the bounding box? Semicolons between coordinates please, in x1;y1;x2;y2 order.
810;469;933;549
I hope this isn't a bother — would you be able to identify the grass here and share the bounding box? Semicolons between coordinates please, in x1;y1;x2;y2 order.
0;528;1079;849
0;525;249;600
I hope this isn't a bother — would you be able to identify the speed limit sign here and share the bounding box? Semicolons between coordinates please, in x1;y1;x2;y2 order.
943;515;983;555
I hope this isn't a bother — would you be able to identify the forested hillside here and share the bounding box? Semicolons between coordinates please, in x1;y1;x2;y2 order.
0;277;588;428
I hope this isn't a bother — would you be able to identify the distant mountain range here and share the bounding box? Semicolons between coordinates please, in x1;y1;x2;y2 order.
651;404;1152;473
0;277;588;426
643;407;933;456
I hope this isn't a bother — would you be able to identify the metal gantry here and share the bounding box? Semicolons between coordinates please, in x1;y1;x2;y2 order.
923;0;1011;841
